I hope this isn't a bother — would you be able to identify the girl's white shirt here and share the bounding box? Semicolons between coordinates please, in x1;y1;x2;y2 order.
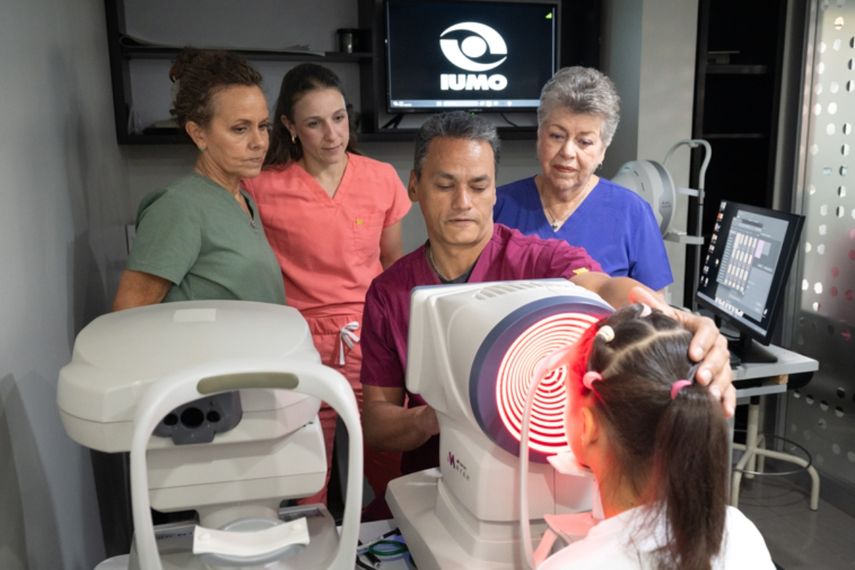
538;505;775;569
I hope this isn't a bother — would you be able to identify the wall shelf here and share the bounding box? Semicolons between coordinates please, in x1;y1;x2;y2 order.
702;132;768;140
118;38;372;63
706;64;770;75
105;0;381;144
126;127;537;145
685;0;787;305
358;126;537;143
105;0;596;144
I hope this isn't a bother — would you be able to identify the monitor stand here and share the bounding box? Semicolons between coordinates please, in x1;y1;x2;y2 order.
727;333;778;366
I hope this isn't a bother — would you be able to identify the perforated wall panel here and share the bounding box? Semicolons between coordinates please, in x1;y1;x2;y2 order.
789;0;855;487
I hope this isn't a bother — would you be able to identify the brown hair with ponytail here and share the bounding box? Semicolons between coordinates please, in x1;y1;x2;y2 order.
169;47;263;130
264;63;359;167
569;304;729;570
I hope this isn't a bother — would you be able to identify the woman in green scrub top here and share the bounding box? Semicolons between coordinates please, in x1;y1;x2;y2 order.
112;48;285;310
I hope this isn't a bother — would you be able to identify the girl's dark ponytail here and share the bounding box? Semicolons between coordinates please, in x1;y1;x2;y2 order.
653;385;728;569
576;305;730;569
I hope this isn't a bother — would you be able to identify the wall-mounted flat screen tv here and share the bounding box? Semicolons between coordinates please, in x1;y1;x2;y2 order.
385;0;559;112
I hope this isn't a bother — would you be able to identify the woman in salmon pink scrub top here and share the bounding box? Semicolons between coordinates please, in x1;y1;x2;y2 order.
243;63;410;518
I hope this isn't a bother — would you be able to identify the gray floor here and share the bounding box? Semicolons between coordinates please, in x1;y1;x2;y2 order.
737;469;855;569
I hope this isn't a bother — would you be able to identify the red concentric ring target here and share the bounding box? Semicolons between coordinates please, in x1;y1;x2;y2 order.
495;312;598;454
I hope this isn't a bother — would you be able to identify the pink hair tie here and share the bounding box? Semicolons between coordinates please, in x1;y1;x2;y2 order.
670;379;693;400
582;371;603;390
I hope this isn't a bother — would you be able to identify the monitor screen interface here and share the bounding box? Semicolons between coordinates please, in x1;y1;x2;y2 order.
696;201;804;363
385;0;558;112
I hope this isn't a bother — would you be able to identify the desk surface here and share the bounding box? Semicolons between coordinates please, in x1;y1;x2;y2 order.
732;343;818;382
732;343;818;399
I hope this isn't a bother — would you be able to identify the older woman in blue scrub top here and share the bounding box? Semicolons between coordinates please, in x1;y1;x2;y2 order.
494;66;673;293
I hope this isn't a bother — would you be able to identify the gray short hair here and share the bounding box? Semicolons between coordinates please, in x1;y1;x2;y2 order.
413;111;501;177
537;66;621;147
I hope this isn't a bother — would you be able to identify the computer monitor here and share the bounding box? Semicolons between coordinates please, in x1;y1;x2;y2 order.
384;0;559;112
695;200;804;365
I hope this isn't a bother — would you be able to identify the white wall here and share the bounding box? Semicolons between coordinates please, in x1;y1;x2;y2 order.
0;0;128;567
601;0;700;306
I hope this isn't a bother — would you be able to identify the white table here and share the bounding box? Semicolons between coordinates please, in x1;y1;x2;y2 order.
729;343;819;509
732;342;818;394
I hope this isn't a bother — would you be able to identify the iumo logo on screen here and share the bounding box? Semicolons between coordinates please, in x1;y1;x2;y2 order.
439;22;508;91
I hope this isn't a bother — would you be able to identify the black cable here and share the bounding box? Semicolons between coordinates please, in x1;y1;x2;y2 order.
499;112;519;127
381;113;404;129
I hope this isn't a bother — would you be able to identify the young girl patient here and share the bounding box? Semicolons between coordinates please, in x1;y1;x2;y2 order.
539;304;775;569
